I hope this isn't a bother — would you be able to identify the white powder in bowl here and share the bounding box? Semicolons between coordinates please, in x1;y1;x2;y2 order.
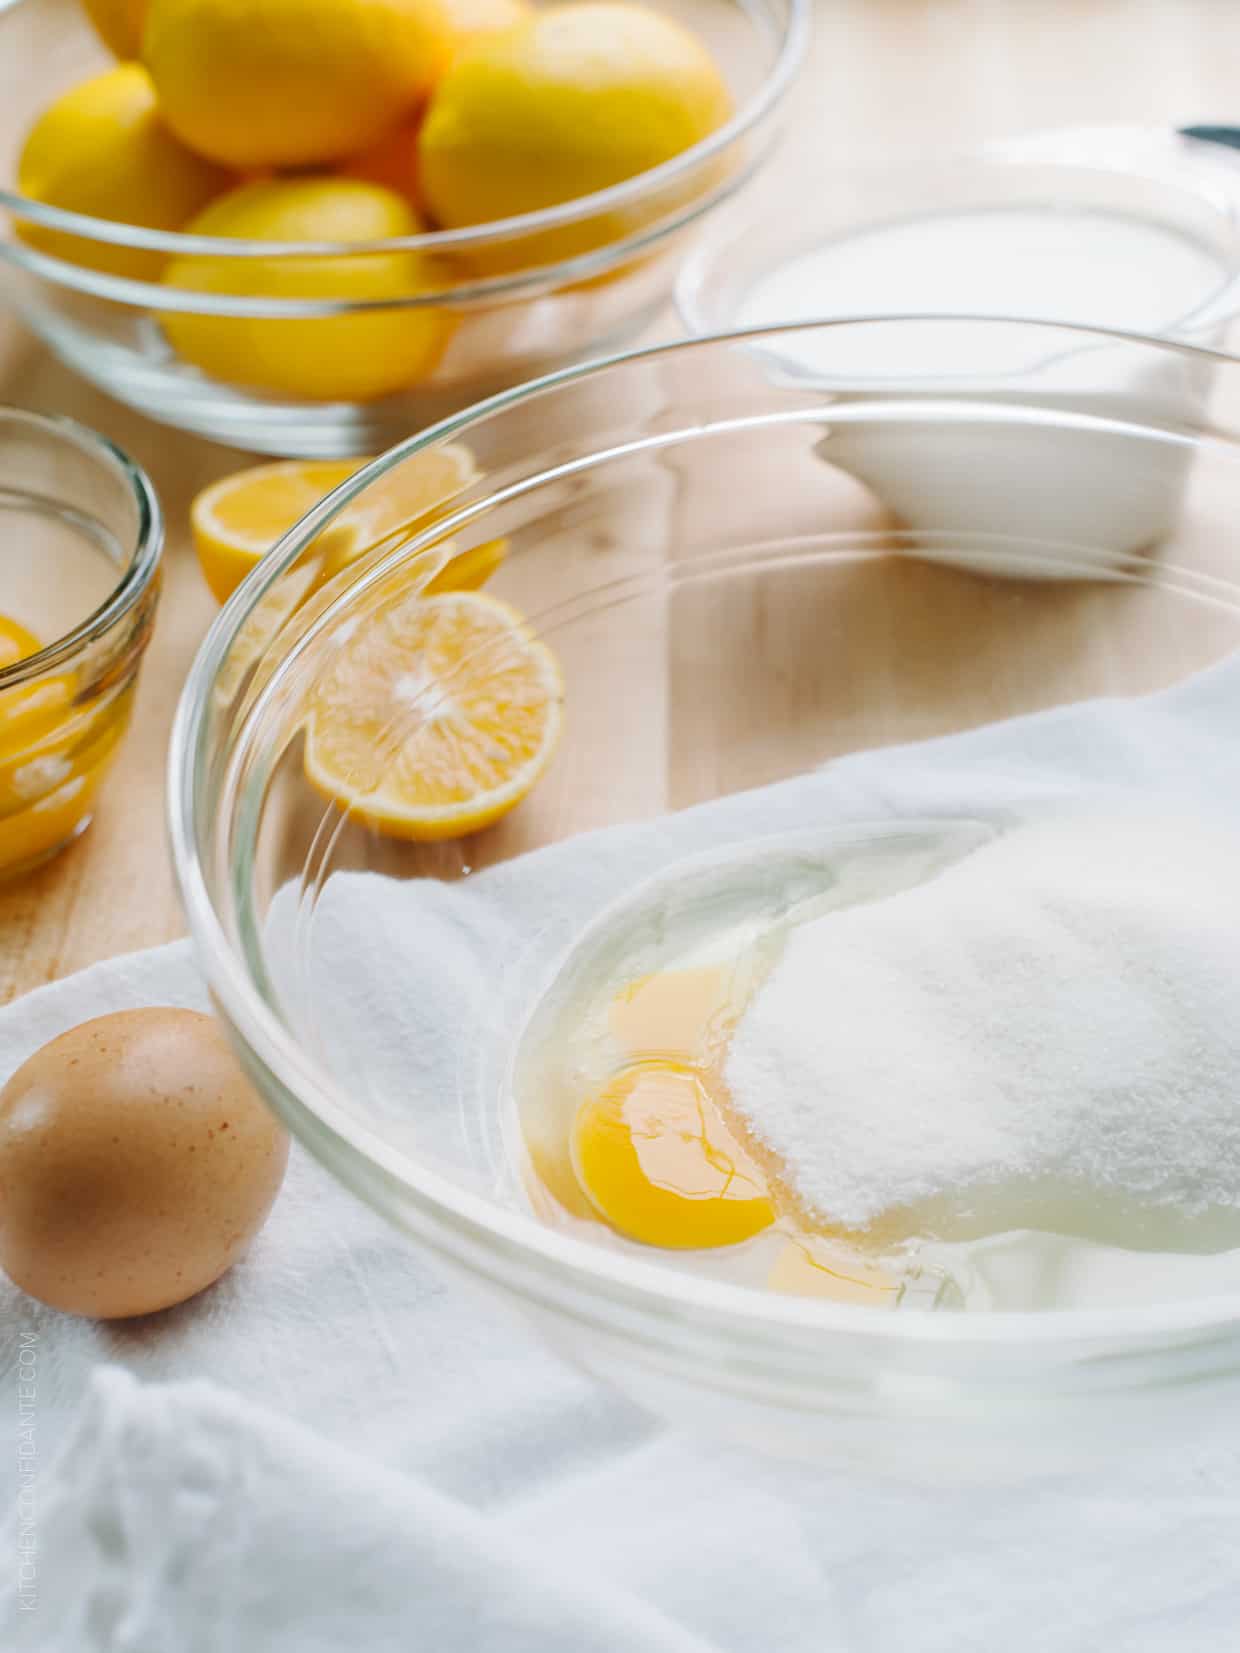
724;814;1240;1242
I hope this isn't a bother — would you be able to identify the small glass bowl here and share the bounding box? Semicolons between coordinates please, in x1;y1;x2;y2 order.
171;320;1240;1476
0;405;162;879
678;127;1240;349
0;0;807;458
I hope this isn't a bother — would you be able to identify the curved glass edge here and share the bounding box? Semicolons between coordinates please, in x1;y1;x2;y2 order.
0;404;164;685
167;316;1240;1355
0;140;773;314
0;0;809;263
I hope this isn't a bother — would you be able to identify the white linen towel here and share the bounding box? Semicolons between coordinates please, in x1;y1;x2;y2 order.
6;657;1240;1650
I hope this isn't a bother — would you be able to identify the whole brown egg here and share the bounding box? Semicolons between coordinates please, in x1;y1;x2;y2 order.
0;1008;288;1318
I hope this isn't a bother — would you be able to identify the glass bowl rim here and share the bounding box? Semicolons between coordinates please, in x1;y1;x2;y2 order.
0;0;810;270
1;147;771;313
169;314;1240;1357
0;404;163;687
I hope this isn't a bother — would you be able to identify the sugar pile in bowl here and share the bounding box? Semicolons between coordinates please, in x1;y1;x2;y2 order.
724;812;1240;1255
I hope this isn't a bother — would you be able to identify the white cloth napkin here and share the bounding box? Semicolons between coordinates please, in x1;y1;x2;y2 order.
6;658;1240;1650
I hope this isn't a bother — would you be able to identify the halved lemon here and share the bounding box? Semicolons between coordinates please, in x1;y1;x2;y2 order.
304;590;563;839
192;459;359;603
190;446;506;605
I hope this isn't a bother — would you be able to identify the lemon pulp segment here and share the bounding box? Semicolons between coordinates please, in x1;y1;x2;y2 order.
191;446;507;604
0;613;127;874
303;589;562;839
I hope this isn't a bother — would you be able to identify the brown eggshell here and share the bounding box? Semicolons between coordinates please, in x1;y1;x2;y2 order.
0;1008;289;1319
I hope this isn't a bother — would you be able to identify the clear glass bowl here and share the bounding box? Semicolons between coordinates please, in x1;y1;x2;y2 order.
677;126;1240;350
0;405;162;878
171;320;1240;1475
0;0;807;457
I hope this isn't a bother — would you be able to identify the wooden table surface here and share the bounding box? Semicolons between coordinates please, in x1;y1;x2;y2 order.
5;0;1240;1003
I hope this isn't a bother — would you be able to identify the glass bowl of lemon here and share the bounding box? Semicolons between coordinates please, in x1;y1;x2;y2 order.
0;0;806;456
172;318;1240;1476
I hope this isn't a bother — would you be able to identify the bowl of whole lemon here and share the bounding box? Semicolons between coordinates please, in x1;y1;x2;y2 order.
0;0;806;455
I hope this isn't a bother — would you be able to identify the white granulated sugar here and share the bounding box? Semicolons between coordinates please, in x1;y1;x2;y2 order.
724;814;1240;1238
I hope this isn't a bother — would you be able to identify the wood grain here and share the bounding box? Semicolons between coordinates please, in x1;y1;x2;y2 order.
6;0;1240;1001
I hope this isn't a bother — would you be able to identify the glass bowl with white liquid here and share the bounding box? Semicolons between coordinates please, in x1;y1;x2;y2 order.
172;319;1240;1476
678;129;1240;570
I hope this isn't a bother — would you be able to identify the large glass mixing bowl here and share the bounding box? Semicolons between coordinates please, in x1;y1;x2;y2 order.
171;319;1240;1475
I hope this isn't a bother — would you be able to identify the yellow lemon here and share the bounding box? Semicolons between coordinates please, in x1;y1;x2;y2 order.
420;2;732;271
16;65;231;281
304;590;562;840
444;0;529;49
80;0;149;57
338;0;529;210
192;459;362;603
190;446;505;602
340;119;426;215
143;0;455;169
161;178;451;402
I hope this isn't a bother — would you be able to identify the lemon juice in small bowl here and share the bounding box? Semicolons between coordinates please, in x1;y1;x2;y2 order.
0;406;162;879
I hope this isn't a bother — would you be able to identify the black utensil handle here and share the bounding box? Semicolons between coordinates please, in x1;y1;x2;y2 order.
1180;125;1240;152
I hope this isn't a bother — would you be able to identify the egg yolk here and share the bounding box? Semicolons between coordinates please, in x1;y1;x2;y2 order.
551;961;909;1303
608;965;738;1058
571;1060;775;1249
767;1237;902;1303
